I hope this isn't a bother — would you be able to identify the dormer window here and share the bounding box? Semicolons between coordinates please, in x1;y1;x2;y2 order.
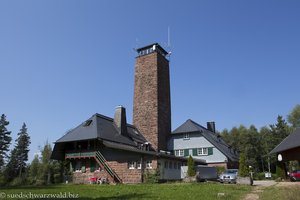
183;133;190;140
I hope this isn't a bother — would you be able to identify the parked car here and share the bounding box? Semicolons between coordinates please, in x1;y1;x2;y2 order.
219;169;238;184
289;170;300;182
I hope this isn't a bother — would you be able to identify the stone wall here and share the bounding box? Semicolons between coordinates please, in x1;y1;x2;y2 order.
107;160;142;184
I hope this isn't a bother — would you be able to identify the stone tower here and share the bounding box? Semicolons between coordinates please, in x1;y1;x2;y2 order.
133;43;171;151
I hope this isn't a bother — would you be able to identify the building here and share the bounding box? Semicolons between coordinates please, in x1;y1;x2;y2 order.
168;119;239;169
270;127;300;163
51;43;206;184
133;43;171;152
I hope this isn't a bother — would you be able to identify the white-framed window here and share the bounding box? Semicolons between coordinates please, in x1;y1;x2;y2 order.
183;133;190;140
137;161;141;169
146;160;152;169
128;161;135;169
175;149;184;157
197;148;208;156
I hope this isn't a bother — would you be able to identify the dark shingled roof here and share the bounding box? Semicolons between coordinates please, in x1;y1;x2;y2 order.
55;113;147;147
172;119;239;162
270;127;300;154
52;114;207;165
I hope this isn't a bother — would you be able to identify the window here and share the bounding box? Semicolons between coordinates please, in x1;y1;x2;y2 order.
146;160;152;169
183;133;189;140
197;148;208;156
128;161;135;169
175;149;184;157
165;161;168;169
169;161;172;169
137;161;141;169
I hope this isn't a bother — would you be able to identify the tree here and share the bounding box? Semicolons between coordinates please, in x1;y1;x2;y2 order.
40;142;53;184
28;154;41;184
239;153;248;177
269;116;291;149
0;114;12;169
15;123;31;177
187;155;196;177
4;149;19;182
288;104;300;128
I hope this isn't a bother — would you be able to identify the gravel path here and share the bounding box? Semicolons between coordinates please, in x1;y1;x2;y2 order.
241;180;276;200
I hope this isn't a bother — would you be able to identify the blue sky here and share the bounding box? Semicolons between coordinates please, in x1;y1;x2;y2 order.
1;0;299;161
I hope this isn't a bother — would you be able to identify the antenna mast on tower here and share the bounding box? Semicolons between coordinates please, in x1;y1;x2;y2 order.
167;26;172;60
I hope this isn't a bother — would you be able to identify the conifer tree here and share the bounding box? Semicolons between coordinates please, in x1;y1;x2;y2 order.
0;114;12;169
239;153;248;177
15;123;31;177
187;155;196;177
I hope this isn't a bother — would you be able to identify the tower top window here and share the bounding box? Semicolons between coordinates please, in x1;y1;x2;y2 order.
136;43;168;58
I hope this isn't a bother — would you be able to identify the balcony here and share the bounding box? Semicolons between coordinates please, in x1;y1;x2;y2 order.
65;150;96;159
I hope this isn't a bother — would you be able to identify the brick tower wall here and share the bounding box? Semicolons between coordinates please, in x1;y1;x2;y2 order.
133;50;171;151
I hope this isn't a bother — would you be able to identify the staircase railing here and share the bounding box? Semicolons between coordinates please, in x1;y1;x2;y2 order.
95;151;122;183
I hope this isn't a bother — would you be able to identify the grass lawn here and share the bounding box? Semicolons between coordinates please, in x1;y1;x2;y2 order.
0;183;251;200
260;184;300;200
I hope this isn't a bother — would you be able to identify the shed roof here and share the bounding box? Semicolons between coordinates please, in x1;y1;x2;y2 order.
270;127;300;154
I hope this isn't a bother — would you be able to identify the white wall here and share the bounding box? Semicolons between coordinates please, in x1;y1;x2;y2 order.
169;133;227;163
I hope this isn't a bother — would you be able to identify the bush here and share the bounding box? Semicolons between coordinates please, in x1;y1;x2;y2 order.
254;172;265;180
9;176;26;186
0;172;6;186
276;163;286;180
144;169;160;183
216;166;225;175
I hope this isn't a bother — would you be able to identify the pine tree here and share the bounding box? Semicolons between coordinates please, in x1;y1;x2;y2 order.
270;116;291;149
15;123;31;177
5;149;19;182
0;114;12;169
187;155;196;177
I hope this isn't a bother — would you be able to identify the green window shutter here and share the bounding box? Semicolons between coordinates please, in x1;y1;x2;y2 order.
171;150;174;155
192;148;197;156
184;149;189;156
208;147;213;155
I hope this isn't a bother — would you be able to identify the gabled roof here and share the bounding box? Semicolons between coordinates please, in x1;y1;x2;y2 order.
55;113;147;147
172;119;207;134
171;119;239;162
270;127;300;154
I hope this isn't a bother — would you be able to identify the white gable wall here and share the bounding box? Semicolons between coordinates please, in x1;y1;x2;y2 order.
168;133;227;163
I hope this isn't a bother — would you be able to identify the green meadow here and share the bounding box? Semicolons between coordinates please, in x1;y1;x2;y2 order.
0;183;251;200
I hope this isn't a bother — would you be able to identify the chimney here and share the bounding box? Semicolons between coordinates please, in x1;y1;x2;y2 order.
114;106;128;136
207;122;216;133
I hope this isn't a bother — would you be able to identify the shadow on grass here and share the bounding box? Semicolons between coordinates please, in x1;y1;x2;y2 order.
78;193;153;200
2;185;66;190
